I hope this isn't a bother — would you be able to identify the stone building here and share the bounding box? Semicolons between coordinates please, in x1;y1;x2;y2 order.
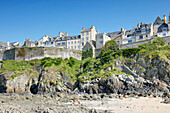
23;38;37;47
0;41;21;51
38;35;55;47
80;25;99;49
153;14;170;37
0;41;8;51
96;32;111;49
135;22;153;42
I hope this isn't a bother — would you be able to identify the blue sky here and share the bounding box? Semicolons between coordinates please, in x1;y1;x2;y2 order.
0;0;170;44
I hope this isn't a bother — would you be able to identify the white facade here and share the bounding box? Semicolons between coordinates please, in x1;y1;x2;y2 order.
123;36;136;44
96;32;111;49
157;31;170;37
81;25;98;49
38;35;49;47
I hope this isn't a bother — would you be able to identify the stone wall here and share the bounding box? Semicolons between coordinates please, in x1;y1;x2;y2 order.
1;47;82;61
119;39;151;49
120;36;170;49
3;49;15;60
95;49;101;57
0;51;4;60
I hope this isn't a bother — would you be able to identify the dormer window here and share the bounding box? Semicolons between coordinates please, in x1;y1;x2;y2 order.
162;28;167;32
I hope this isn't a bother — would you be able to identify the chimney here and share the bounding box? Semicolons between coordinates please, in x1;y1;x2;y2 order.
82;27;85;30
137;23;140;29
96;30;99;34
141;22;143;25
7;41;9;47
28;38;31;41
45;35;48;37
121;28;124;32
91;25;95;29
164;15;167;23
66;32;68;36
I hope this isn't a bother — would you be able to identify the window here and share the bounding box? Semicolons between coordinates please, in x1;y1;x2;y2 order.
40;42;42;45
82;38;84;41
57;43;60;46
74;41;76;44
100;41;103;44
62;42;65;45
139;36;143;39
71;41;73;44
100;36;103;39
82;42;84;46
82;32;84;36
68;46;70;49
157;22;160;25
51;42;53;44
128;40;132;43
71;46;73;49
117;40;119;44
75;46;76;49
78;45;80;48
162;28;167;32
78;41;80;43
86;32;89;35
68;42;70;45
163;33;166;36
86;37;88;40
63;47;65;48
146;35;148;38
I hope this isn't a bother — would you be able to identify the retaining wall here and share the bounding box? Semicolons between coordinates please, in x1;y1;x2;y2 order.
0;47;82;61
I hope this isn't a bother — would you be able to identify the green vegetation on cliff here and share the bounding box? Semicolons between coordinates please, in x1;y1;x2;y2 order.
0;60;39;80
0;37;169;88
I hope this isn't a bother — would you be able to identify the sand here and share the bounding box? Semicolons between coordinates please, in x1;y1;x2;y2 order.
78;97;170;113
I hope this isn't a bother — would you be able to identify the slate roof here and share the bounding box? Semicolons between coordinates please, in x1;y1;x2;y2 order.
158;23;169;32
81;28;91;32
153;16;163;25
106;31;121;37
125;28;136;36
0;41;7;46
55;35;81;42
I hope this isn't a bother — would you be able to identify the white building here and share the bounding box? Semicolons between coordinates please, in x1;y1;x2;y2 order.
96;32;111;49
80;25;99;49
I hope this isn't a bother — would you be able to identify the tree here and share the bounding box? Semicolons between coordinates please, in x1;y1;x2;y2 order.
100;40;118;54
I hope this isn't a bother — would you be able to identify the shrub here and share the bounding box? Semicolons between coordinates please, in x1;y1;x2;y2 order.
14;47;18;50
153;37;165;46
41;50;44;55
121;48;140;57
17;48;26;57
82;48;93;60
29;47;33;50
100;40;118;55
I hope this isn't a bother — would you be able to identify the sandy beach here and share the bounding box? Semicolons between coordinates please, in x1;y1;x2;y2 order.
79;97;170;113
0;93;170;113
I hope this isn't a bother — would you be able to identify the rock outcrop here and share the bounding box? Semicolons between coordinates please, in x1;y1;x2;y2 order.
125;53;170;85
79;74;170;96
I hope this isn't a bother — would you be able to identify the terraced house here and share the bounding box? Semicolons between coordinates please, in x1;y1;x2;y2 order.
33;14;170;53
